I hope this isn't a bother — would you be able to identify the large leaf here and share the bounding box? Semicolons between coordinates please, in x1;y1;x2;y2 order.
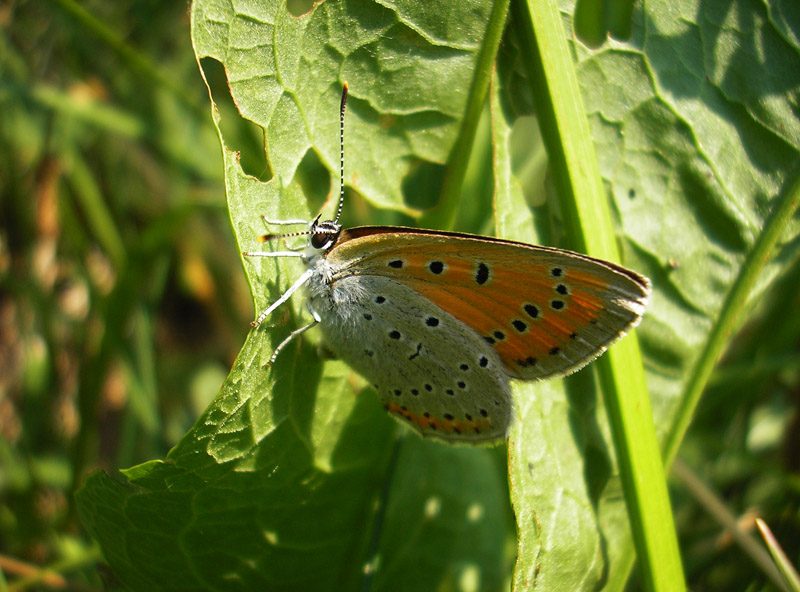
76;0;800;590
77;1;514;591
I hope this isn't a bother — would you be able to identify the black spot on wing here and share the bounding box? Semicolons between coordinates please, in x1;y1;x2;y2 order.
524;304;539;319
428;261;445;274
475;262;490;285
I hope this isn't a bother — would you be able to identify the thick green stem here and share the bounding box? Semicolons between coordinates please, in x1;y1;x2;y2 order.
421;0;510;230
511;0;686;589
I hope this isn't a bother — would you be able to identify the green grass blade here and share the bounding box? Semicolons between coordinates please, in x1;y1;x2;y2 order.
756;518;800;592
663;172;800;466
511;0;685;589
66;153;127;270
672;460;790;592
421;0;510;229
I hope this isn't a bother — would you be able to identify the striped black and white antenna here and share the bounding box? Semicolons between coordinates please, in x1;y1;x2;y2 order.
252;83;349;244
334;81;349;224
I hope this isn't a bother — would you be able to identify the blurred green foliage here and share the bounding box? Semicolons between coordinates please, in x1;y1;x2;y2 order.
1;1;254;587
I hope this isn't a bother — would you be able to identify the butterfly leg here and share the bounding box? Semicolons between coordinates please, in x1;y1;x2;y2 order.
268;313;320;365
242;250;305;259
250;268;314;328
260;214;309;226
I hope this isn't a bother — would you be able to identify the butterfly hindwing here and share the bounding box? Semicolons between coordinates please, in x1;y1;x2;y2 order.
313;275;512;443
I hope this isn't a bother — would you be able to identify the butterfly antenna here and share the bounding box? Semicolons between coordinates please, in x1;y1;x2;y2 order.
257;228;310;243
334;82;348;224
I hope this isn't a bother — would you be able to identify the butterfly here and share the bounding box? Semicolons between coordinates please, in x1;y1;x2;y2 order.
243;83;650;444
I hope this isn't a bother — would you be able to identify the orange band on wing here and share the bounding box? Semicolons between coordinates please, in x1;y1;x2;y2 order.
385;402;493;436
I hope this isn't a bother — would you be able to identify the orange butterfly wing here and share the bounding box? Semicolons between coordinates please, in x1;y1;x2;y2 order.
328;227;650;380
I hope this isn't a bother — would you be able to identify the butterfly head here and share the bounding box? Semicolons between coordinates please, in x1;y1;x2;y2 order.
308;215;342;253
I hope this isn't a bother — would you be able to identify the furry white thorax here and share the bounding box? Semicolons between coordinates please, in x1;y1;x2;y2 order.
302;240;368;328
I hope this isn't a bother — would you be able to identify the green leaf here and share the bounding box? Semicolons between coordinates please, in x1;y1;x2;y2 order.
191;0;495;216
77;1;514;591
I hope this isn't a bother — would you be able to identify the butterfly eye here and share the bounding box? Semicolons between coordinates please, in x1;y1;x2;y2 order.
310;233;333;249
310;220;342;249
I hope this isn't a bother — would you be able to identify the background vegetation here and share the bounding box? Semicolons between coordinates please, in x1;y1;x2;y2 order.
1;0;798;590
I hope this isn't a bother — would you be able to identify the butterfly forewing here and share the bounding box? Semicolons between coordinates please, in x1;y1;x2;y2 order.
328;227;650;380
